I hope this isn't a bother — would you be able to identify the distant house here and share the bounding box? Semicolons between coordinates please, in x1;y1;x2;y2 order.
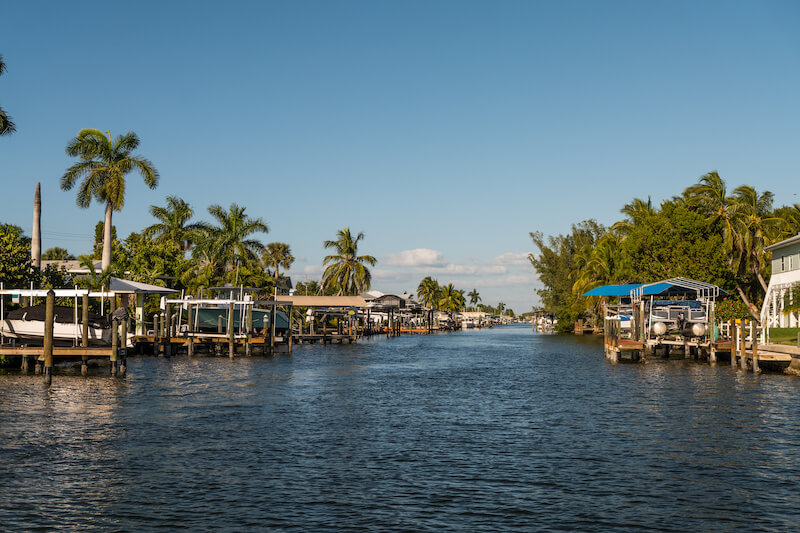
761;233;800;329
41;259;102;275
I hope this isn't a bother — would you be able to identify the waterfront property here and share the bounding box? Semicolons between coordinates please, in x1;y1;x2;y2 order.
761;232;800;332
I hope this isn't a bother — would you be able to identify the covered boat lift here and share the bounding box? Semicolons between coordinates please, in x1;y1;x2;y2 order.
584;277;725;362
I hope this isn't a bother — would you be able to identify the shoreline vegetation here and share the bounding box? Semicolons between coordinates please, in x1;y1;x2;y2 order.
0;126;514;322
528;171;800;334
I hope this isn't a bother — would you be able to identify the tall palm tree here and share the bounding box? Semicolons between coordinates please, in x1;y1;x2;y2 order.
263;242;295;281
417;276;441;309
197;203;268;270
0;54;14;135
467;288;481;310
438;283;462;313
684;172;764;319
732;185;783;294
322;228;377;295
144;196;204;251
61;129;159;270
497;301;505;316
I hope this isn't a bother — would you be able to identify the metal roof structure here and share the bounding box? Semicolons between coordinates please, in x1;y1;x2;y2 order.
583;277;722;300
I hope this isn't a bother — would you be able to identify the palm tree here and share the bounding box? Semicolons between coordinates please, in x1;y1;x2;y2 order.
194;203;268;275
684;172;765;319
0;54;14;136
732;185;783;294
612;197;655;236
144;196;204;251
61;129;159;270
263;242;295;281
497;301;505;316
417;276;441;309
322;228;377;295
438;283;462;313
467;288;481;311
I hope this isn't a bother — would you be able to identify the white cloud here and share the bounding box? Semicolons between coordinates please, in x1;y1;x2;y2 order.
382;248;448;267
494;252;533;266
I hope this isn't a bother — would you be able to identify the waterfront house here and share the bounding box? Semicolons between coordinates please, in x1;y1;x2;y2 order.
761;233;800;330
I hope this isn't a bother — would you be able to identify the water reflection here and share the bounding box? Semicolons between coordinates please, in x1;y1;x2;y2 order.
2;326;800;530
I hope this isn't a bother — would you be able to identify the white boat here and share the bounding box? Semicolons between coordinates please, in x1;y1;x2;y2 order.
1;304;116;345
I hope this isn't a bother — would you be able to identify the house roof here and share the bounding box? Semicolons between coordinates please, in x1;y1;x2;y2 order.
276;295;367;307
765;233;800;252
109;277;179;294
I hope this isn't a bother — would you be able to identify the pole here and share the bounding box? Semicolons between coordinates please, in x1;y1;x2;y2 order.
43;290;55;386
81;292;89;375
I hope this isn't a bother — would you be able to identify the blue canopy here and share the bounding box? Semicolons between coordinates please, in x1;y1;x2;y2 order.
582;284;643;297
583;278;724;298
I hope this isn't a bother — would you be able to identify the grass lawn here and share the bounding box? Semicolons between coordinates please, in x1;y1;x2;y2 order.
769;327;800;346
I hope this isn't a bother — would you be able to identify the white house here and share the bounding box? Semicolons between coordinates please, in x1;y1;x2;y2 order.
761;233;800;331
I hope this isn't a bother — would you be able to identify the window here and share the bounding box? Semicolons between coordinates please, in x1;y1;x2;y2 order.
782;255;787;272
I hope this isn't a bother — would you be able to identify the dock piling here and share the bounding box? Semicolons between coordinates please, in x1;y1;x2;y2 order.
110;318;118;376
81;293;89;375
43;289;55;386
119;319;127;376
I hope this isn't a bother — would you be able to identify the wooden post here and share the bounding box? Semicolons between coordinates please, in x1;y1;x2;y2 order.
245;303;252;356
730;320;736;367
187;304;194;357
43;290;55;386
81;292;89;375
752;325;760;374
110;318;119;377
153;313;160;356
228;302;235;359
270;303;277;353
286;305;290;355
740;320;747;370
119;319;127;376
164;303;172;357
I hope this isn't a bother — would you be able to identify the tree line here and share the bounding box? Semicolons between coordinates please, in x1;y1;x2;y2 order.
529;172;800;332
0;127;377;299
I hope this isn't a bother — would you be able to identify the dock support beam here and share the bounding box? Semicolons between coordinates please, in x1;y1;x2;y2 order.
228;302;235;359
110;319;119;377
119;319;127;376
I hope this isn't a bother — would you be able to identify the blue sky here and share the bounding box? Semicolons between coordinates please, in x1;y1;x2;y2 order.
2;1;799;312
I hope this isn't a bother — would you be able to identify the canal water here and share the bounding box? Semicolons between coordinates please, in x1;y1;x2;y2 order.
1;325;799;531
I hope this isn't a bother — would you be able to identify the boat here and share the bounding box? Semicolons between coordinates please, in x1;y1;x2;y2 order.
1;304;114;345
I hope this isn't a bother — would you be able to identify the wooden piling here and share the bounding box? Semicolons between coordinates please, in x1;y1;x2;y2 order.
43;289;55;386
110;319;118;376
153;313;161;356
739;320;747;370
245;303;252;356
187;304;194;357
286;306;290;355
270;304;277;353
228;302;235;359
81;292;89;375
730;320;736;367
119;319;127;376
165;303;172;357
752;328;760;374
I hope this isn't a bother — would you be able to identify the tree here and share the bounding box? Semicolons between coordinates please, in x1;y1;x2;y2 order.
144;196;203;251
120;232;188;288
417;276;441;309
61;129;159;270
467;288;481;310
322;228;377;295
263;242;295;281
42;247;75;261
0;54;14;135
529;220;606;332
0;223;24;237
209;203;268;266
0;225;33;288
